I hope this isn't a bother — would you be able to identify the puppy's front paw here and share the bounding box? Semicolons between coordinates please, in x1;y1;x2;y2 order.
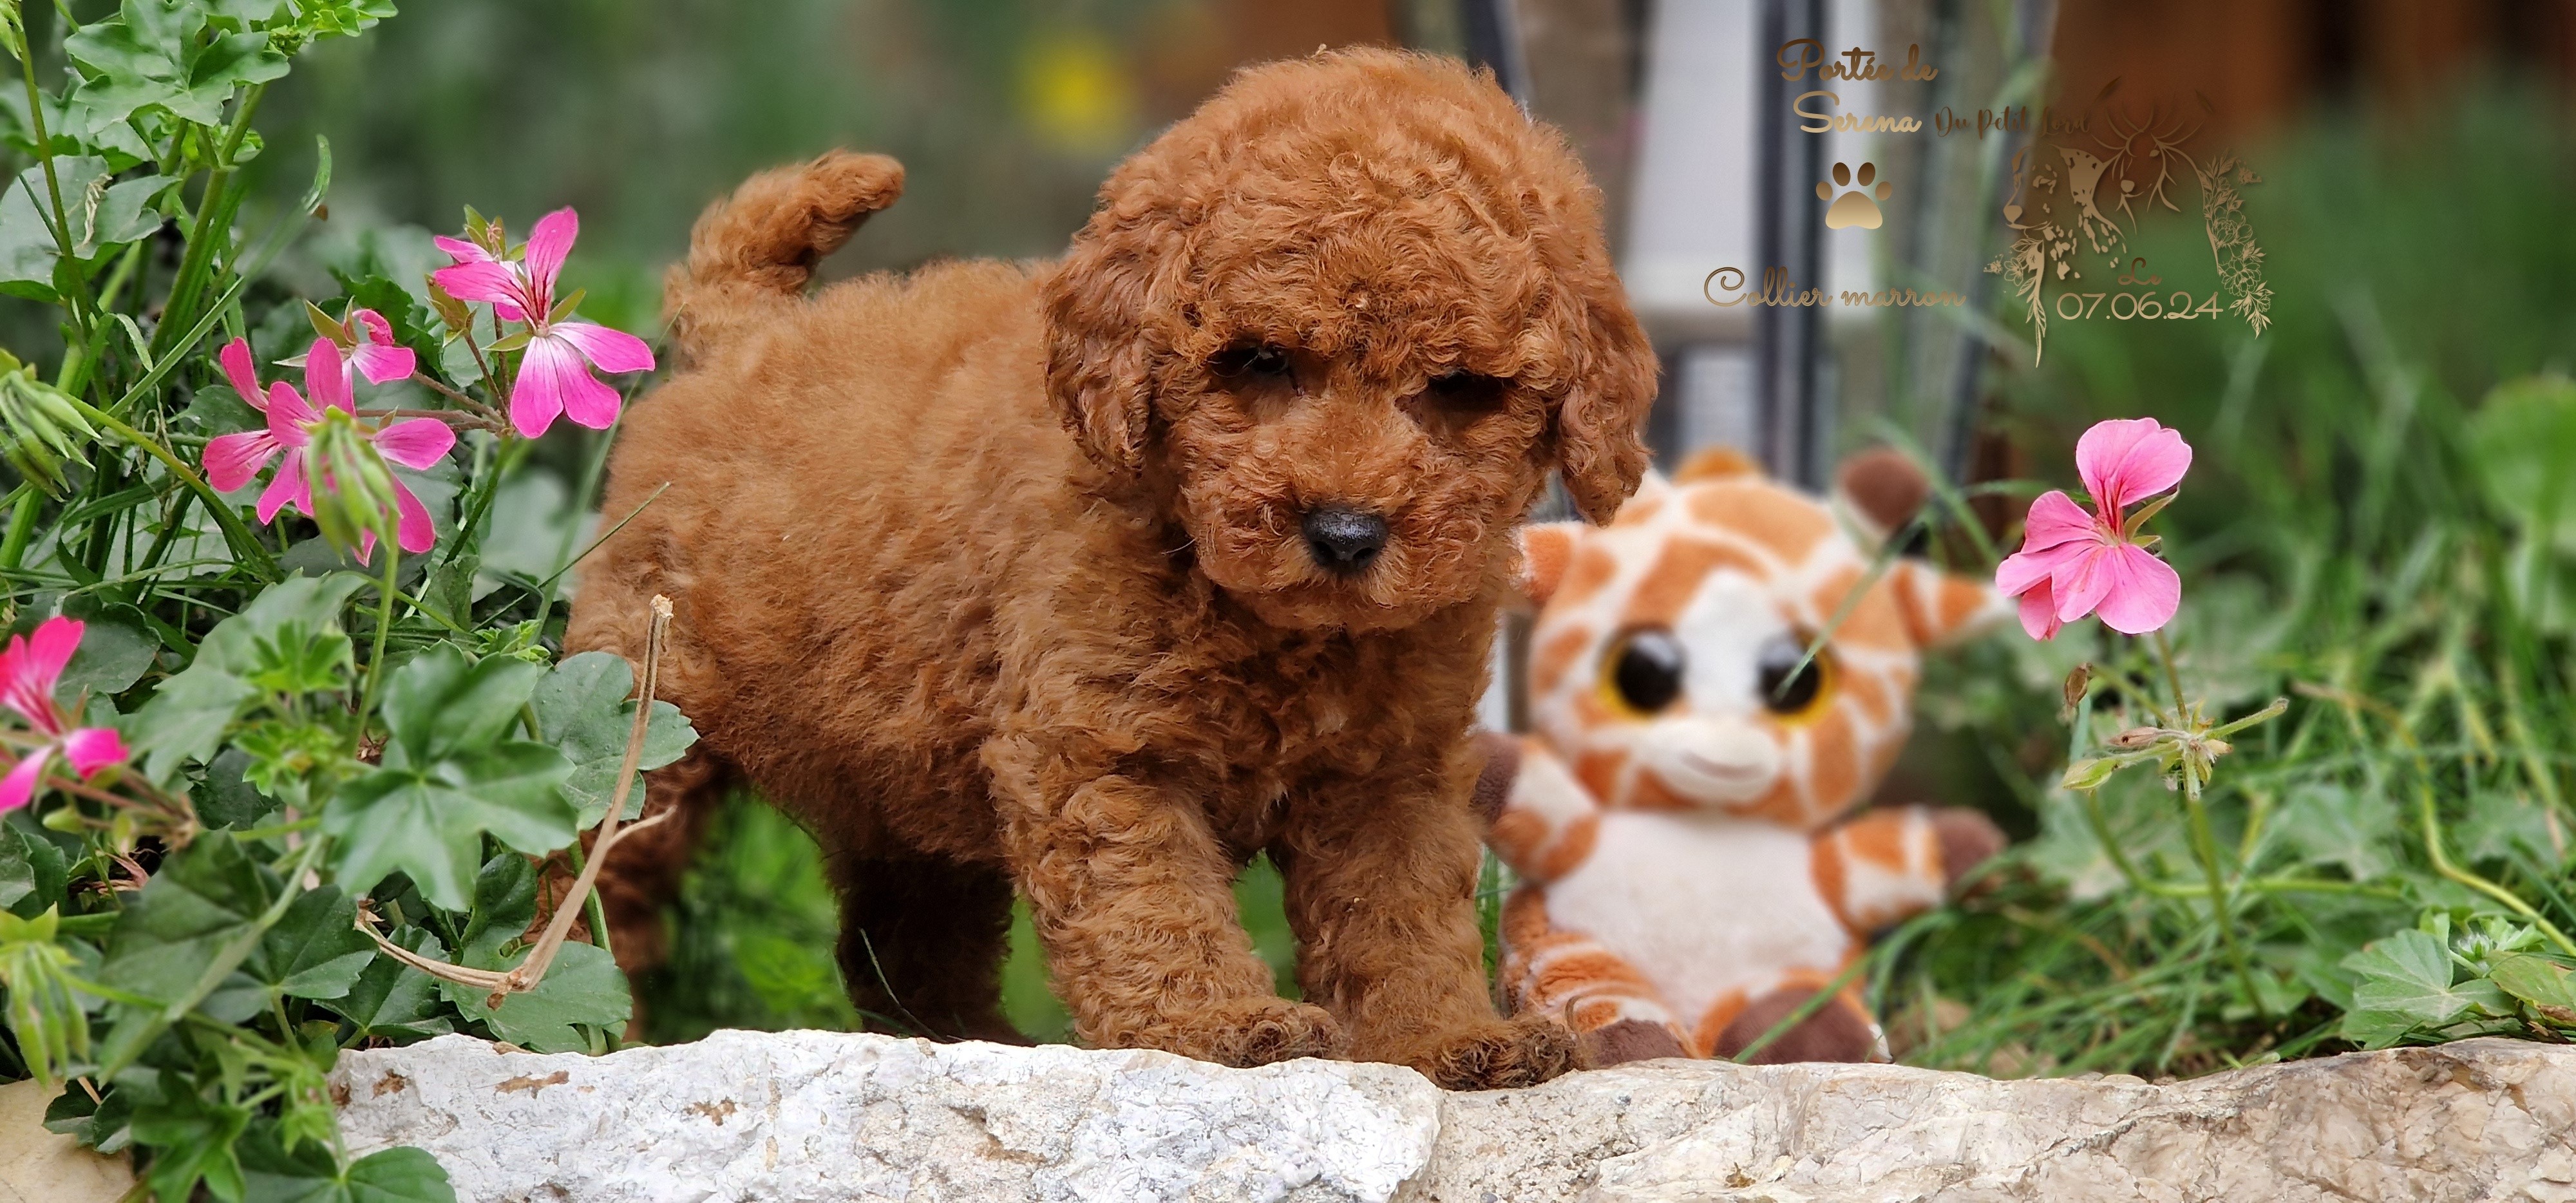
1401;1014;1580;1090
1136;998;1347;1068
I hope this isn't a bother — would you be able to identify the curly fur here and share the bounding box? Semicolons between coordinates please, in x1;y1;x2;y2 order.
567;49;1654;1089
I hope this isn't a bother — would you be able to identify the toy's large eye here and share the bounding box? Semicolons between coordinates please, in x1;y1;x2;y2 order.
1603;628;1687;715
1756;633;1831;716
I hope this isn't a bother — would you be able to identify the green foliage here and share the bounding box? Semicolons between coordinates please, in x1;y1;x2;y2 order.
1884;86;2576;1078
0;3;684;1197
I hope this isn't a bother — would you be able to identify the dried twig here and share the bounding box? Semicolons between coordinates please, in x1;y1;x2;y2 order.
352;595;677;1005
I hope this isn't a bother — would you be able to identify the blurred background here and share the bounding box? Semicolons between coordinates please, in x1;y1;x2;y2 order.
238;0;2576;1052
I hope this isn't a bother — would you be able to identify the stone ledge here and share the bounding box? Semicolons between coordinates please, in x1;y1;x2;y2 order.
329;1032;2576;1202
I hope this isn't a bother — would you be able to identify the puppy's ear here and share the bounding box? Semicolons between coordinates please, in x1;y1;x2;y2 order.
1548;274;1659;525
1041;213;1177;475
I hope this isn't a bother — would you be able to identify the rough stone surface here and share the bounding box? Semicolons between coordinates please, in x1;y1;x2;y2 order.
333;1031;1439;1202
333;1032;2576;1203
0;1079;132;1203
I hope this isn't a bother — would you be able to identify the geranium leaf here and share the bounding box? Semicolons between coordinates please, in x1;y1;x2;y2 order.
98;831;277;1005
344;1146;457;1203
243;884;375;1001
2489;952;2576;1021
531;650;696;825
378;643;545;764
324;925;452;1042
321;743;573;911
442;938;628;1054
2341;928;2484;1048
0;158;111;301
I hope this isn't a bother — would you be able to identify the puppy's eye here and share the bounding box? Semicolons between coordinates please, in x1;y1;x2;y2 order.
1756;634;1832;717
1602;627;1686;716
1208;343;1292;382
1425;369;1508;410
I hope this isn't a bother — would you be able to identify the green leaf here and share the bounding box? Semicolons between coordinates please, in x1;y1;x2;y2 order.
198;574;372;677
126;663;258;782
323;743;573;911
2340;928;2496;1048
86;172;174;251
343;1146;456;1203
2338;1005;2423;1050
97;831;277;1006
0;158;109;301
531;651;697;824
198;748;281;831
57;594;162;697
3;817;69;920
379;644;545;764
45;1079;135;1153
2490;952;2576;1022
131;1072;251;1203
0;825;34;912
131;574;369;780
323;926;451;1041
244;885;375;1000
2277;782;2400;882
443;938;628;1054
455;851;536;961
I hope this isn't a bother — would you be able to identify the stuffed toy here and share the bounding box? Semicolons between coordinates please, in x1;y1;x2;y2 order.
1478;447;2010;1066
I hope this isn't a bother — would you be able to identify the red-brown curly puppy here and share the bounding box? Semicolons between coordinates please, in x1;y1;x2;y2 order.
568;48;1656;1089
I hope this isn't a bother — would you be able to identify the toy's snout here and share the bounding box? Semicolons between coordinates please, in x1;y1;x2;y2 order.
1634;715;1783;811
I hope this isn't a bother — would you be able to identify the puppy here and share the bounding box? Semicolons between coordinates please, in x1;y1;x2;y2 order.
569;48;1656;1089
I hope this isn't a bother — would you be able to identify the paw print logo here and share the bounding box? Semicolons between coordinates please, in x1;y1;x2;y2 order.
1819;162;1892;231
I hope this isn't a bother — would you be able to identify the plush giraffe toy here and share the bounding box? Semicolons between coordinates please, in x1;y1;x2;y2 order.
1479;447;2010;1066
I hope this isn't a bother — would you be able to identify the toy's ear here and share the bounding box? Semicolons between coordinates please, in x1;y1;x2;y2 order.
1518;521;1588;608
1835;446;1931;545
1672;445;1761;484
1888;560;2013;648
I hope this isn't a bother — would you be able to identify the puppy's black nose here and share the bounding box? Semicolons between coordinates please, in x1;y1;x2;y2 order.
1303;507;1388;575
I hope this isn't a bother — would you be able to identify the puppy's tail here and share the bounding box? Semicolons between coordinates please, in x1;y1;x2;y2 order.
663;150;905;362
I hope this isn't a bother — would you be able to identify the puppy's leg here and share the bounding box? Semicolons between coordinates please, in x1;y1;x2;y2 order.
1279;769;1578;1090
987;741;1343;1066
827;853;1026;1044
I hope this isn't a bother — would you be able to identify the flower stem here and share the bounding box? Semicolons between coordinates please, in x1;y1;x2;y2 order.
63;397;278;580
2413;768;2576;957
2180;779;2267;1017
14;30;100;352
355;543;401;753
2152;629;2190;725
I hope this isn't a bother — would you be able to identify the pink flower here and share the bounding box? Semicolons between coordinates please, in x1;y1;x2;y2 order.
1994;417;2193;639
0;618;126;811
344;308;417;386
431;209;654;438
202;338;458;562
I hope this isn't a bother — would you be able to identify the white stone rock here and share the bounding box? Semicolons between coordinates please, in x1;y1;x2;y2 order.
0;1079;131;1203
332;1032;2576;1203
332;1030;1440;1202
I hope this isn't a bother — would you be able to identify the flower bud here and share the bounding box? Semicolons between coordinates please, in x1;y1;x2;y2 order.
0;354;97;498
303;411;405;558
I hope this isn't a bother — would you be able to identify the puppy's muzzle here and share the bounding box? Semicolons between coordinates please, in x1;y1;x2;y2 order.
1303;506;1388;576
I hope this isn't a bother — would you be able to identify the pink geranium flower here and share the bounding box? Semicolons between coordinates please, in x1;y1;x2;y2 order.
344;308;418;386
1994;417;2193;639
202;338;457;562
0;618;126;811
431;209;654;438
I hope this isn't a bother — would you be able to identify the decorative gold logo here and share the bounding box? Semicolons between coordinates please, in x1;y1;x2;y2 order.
1819;161;1891;230
1984;93;2271;361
